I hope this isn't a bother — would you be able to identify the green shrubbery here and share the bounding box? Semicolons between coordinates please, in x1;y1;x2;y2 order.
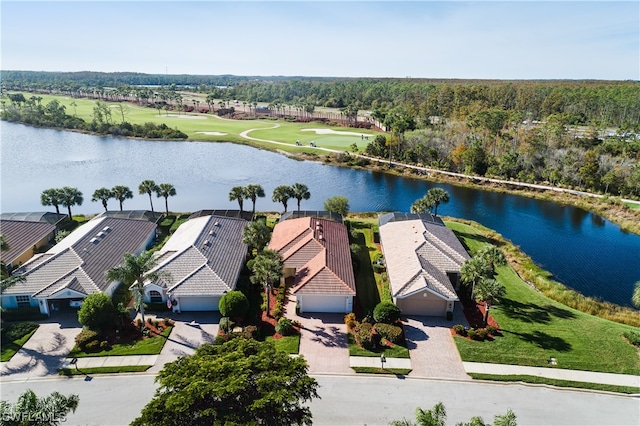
373;301;401;324
374;323;403;345
75;329;101;351
219;291;250;319
354;322;374;350
1;322;38;342
275;318;295;336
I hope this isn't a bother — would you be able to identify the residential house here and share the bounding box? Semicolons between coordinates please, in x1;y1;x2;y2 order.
269;217;356;313
378;213;470;317
141;215;249;312
0;212;68;270
1;213;157;315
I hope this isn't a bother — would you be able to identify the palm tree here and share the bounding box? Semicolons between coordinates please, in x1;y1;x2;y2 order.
41;188;63;214
632;281;640;308
138;180;159;214
249;249;283;316
0;389;79;425
426;187;449;216
91;187;114;212
245;184;265;217
155;183;177;215
112;185;133;211
477;245;506;270
105;251;168;325
474;278;506;325
460;257;493;300
272;185;294;213
59;186;83;219
242;220;271;255
291;183;311;212
229;186;246;213
410;196;435;215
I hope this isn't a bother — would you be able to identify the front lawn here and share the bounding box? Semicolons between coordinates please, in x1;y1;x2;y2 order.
348;333;410;358
469;373;640;395
68;326;172;358
59;365;152;376
352;367;412;375
1;322;39;361
266;335;300;354
447;220;640;375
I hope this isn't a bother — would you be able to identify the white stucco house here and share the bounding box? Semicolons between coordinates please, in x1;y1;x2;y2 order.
140;214;249;312
378;213;470;317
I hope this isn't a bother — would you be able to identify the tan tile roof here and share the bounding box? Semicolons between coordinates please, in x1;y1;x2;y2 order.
150;215;248;297
379;219;470;301
269;217;355;295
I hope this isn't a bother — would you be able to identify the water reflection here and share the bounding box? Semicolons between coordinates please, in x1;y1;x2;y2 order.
1;122;639;307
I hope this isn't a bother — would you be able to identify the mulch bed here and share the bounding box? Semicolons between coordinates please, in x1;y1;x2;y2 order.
103;318;172;345
458;290;500;329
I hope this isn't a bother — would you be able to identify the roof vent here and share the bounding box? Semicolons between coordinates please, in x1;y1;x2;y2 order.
90;238;99;244
97;232;105;238
103;226;111;232
203;240;210;246
214;221;220;227
318;234;324;241
209;231;214;236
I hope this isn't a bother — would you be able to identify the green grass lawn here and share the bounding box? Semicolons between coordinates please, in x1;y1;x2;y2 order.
7;93;381;152
348;333;410;358
447;221;640;375
58;365;152;376
68;326;172;358
468;373;640;394
1;324;39;362
266;334;300;354
352;367;412;375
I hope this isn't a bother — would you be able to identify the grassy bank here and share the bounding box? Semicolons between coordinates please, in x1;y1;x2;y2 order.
468;373;640;394
447;220;640;375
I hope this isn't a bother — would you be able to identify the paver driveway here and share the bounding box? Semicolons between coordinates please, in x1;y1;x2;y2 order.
286;299;351;374
147;312;219;373
404;305;470;380
1;312;81;380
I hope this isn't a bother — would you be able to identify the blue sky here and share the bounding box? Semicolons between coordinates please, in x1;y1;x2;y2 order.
1;1;638;80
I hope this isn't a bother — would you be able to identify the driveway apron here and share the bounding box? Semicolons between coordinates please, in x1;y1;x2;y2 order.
147;312;219;373
1;313;81;380
404;308;470;380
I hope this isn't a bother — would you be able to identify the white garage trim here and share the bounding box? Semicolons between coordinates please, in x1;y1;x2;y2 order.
298;294;353;313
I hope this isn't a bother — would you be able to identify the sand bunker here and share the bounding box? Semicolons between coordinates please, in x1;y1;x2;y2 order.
196;131;228;136
301;128;368;136
165;114;207;120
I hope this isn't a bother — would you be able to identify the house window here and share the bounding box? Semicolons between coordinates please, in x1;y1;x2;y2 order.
149;290;162;303
15;295;31;308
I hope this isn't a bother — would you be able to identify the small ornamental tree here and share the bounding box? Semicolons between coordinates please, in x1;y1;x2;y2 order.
373;301;402;324
77;293;116;332
218;291;249;319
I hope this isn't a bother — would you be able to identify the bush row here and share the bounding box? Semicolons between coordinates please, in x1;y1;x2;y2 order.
452;324;498;341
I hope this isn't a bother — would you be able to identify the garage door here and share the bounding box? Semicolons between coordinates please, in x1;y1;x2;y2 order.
300;295;352;313
178;296;220;312
396;294;447;316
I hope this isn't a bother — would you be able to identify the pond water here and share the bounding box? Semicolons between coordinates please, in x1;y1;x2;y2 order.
1;122;639;306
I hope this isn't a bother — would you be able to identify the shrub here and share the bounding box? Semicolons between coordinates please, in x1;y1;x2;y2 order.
373;301;402;324
623;331;640;347
219;317;234;333
467;328;478;340
218;290;250;319
344;313;358;330
100;340;111;350
374;323;403;345
476;328;489;340
84;340;101;353
273;306;282;319
136;318;143;328
163;318;172;326
75;329;100;351
1;307;47;322
452;324;466;336
486;325;498;335
77;293;116;331
372;263;386;273
275;317;295;336
2;322;38;342
354;323;374;350
242;325;258;339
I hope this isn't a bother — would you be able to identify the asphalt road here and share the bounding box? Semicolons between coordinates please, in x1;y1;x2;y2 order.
1;374;638;425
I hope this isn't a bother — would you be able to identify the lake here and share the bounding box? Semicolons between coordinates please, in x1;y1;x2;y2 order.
1;122;639;306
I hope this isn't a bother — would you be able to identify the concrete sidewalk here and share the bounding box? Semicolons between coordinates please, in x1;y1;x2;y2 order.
61;355;158;370
463;362;640;387
350;356;411;369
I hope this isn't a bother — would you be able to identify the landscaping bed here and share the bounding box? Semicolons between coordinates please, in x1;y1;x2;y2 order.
0;322;39;361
